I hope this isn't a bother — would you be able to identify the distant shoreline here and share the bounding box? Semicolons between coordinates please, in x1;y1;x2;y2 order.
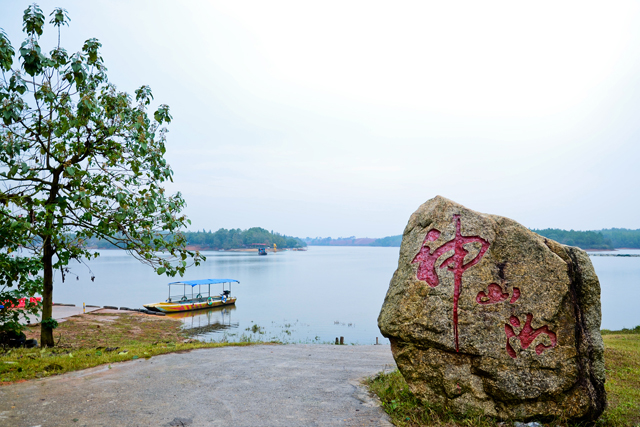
84;245;638;252
186;246;269;252
584;248;640;252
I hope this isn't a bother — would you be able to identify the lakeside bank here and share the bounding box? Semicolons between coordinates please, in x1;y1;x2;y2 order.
1;310;638;426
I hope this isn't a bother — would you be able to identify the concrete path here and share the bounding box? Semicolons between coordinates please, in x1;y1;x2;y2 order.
0;345;396;427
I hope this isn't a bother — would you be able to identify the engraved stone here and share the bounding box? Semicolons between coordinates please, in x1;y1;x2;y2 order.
378;196;606;421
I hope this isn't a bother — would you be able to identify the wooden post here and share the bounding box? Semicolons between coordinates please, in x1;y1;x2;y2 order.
335;337;339;345
376;337;379;345
340;336;344;345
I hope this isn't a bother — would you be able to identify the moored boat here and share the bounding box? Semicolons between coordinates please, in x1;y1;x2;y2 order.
144;279;239;313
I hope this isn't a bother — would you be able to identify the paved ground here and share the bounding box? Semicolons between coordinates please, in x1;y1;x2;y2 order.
0;345;396;427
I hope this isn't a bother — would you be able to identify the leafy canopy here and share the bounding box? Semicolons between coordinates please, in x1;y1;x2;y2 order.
0;3;204;328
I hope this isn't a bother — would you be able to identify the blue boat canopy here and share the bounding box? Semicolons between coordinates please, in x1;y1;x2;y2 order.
168;279;240;287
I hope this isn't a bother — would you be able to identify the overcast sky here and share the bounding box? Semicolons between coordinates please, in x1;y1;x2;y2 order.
2;1;640;238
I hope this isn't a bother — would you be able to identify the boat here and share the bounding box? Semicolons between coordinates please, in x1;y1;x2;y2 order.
143;279;239;313
250;243;268;255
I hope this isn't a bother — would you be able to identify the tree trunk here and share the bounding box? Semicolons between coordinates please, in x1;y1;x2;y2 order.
40;237;54;347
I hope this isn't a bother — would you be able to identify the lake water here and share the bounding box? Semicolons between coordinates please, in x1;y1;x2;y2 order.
50;247;640;343
587;249;640;331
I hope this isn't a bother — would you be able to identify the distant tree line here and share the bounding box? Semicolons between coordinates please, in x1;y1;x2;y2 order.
303;235;401;247
85;227;640;251
184;227;306;250
532;229;614;249
303;237;376;246
83;236;127;249
598;229;640;248
305;229;640;250
83;227;306;250
370;235;402;247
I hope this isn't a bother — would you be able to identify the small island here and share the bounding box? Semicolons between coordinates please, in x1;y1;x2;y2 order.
182;227;306;251
83;227;306;251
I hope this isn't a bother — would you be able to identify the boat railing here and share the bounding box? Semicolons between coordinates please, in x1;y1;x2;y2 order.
167;293;225;303
166;281;236;303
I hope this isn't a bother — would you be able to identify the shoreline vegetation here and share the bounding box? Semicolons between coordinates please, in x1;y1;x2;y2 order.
84;227;307;251
367;327;640;427
305;228;640;251
82;227;640;252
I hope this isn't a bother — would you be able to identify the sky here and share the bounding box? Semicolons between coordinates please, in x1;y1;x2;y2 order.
2;1;640;238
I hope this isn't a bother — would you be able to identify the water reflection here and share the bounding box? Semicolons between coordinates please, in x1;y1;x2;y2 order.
165;305;239;337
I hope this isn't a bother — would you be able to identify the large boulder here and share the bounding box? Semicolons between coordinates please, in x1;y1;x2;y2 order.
378;196;606;421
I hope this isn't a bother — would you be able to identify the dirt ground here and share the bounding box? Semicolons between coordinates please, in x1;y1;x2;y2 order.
23;311;187;349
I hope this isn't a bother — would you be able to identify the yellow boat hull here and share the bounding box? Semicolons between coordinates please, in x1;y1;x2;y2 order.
144;297;236;313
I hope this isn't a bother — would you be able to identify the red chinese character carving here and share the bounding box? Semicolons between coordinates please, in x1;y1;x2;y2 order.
476;283;509;304
509;287;520;304
504;313;557;359
412;215;490;352
476;284;520;305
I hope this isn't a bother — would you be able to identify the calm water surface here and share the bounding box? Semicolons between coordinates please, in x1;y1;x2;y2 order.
53;247;398;344
587;249;640;331
51;247;640;343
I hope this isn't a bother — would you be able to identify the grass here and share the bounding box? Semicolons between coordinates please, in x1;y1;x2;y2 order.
366;370;499;427
0;311;258;385
599;332;640;426
367;330;640;427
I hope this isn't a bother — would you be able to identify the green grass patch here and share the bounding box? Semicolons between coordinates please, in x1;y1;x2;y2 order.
601;325;640;335
366;370;499;427
367;332;640;427
0;312;261;385
598;334;640;426
0;341;253;384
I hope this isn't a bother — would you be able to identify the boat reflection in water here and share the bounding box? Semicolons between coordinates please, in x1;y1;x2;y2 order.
165;305;239;338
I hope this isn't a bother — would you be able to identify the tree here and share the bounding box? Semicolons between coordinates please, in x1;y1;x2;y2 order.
0;5;204;346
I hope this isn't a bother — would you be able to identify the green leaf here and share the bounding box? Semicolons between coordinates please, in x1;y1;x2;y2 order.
19;40;45;76
154;104;172;124
41;317;59;330
23;4;45;37
0;29;15;72
82;38;102;65
50;47;68;69
135;85;153;105
49;8;70;28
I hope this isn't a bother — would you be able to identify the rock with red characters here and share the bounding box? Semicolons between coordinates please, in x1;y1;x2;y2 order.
378;196;606;421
